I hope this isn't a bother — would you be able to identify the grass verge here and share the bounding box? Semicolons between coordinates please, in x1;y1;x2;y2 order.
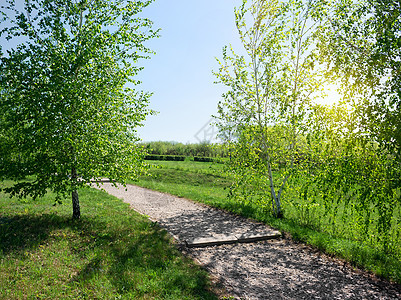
0;180;219;299
133;160;401;285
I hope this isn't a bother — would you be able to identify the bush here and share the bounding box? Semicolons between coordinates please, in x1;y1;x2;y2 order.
194;156;214;162
144;155;185;161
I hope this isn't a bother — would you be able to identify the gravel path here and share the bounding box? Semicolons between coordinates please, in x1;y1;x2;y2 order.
96;182;401;299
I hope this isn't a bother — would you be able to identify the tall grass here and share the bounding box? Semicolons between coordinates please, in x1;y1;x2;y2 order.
282;175;401;254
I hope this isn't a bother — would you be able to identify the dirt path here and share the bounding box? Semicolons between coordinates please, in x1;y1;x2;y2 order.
96;182;401;299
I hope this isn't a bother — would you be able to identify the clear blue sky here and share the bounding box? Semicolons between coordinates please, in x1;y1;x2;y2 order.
136;0;243;143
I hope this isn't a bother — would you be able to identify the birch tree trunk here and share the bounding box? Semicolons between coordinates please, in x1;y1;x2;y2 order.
71;167;80;219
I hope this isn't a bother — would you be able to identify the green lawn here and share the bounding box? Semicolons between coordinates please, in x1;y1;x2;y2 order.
135;160;230;202
0;180;219;299
133;160;401;284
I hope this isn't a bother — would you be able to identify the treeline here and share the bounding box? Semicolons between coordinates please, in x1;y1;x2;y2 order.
141;141;228;158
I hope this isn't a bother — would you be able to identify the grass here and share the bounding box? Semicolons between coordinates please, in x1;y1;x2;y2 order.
133;160;401;285
0;180;219;299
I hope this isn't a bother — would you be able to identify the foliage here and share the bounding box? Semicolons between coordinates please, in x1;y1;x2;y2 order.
0;0;159;218
213;0;325;217
308;0;401;256
0;183;217;299
317;0;401;158
286;103;401;257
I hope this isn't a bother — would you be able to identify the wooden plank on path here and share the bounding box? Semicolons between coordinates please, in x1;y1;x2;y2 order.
185;231;281;248
185;235;238;248
236;231;281;243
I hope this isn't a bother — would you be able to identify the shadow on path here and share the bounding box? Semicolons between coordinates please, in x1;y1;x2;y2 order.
159;208;273;242
189;239;401;299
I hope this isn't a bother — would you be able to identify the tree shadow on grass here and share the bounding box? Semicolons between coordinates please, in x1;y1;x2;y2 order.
105;229;215;298
0;214;218;299
0;213;72;255
70;224;218;299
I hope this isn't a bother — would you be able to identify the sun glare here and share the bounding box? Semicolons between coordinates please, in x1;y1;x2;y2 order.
318;83;342;106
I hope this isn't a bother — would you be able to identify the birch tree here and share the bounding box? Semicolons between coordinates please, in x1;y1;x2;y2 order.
0;0;158;219
214;0;325;217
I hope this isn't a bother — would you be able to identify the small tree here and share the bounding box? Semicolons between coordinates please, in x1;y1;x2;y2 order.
214;0;325;217
0;0;159;219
